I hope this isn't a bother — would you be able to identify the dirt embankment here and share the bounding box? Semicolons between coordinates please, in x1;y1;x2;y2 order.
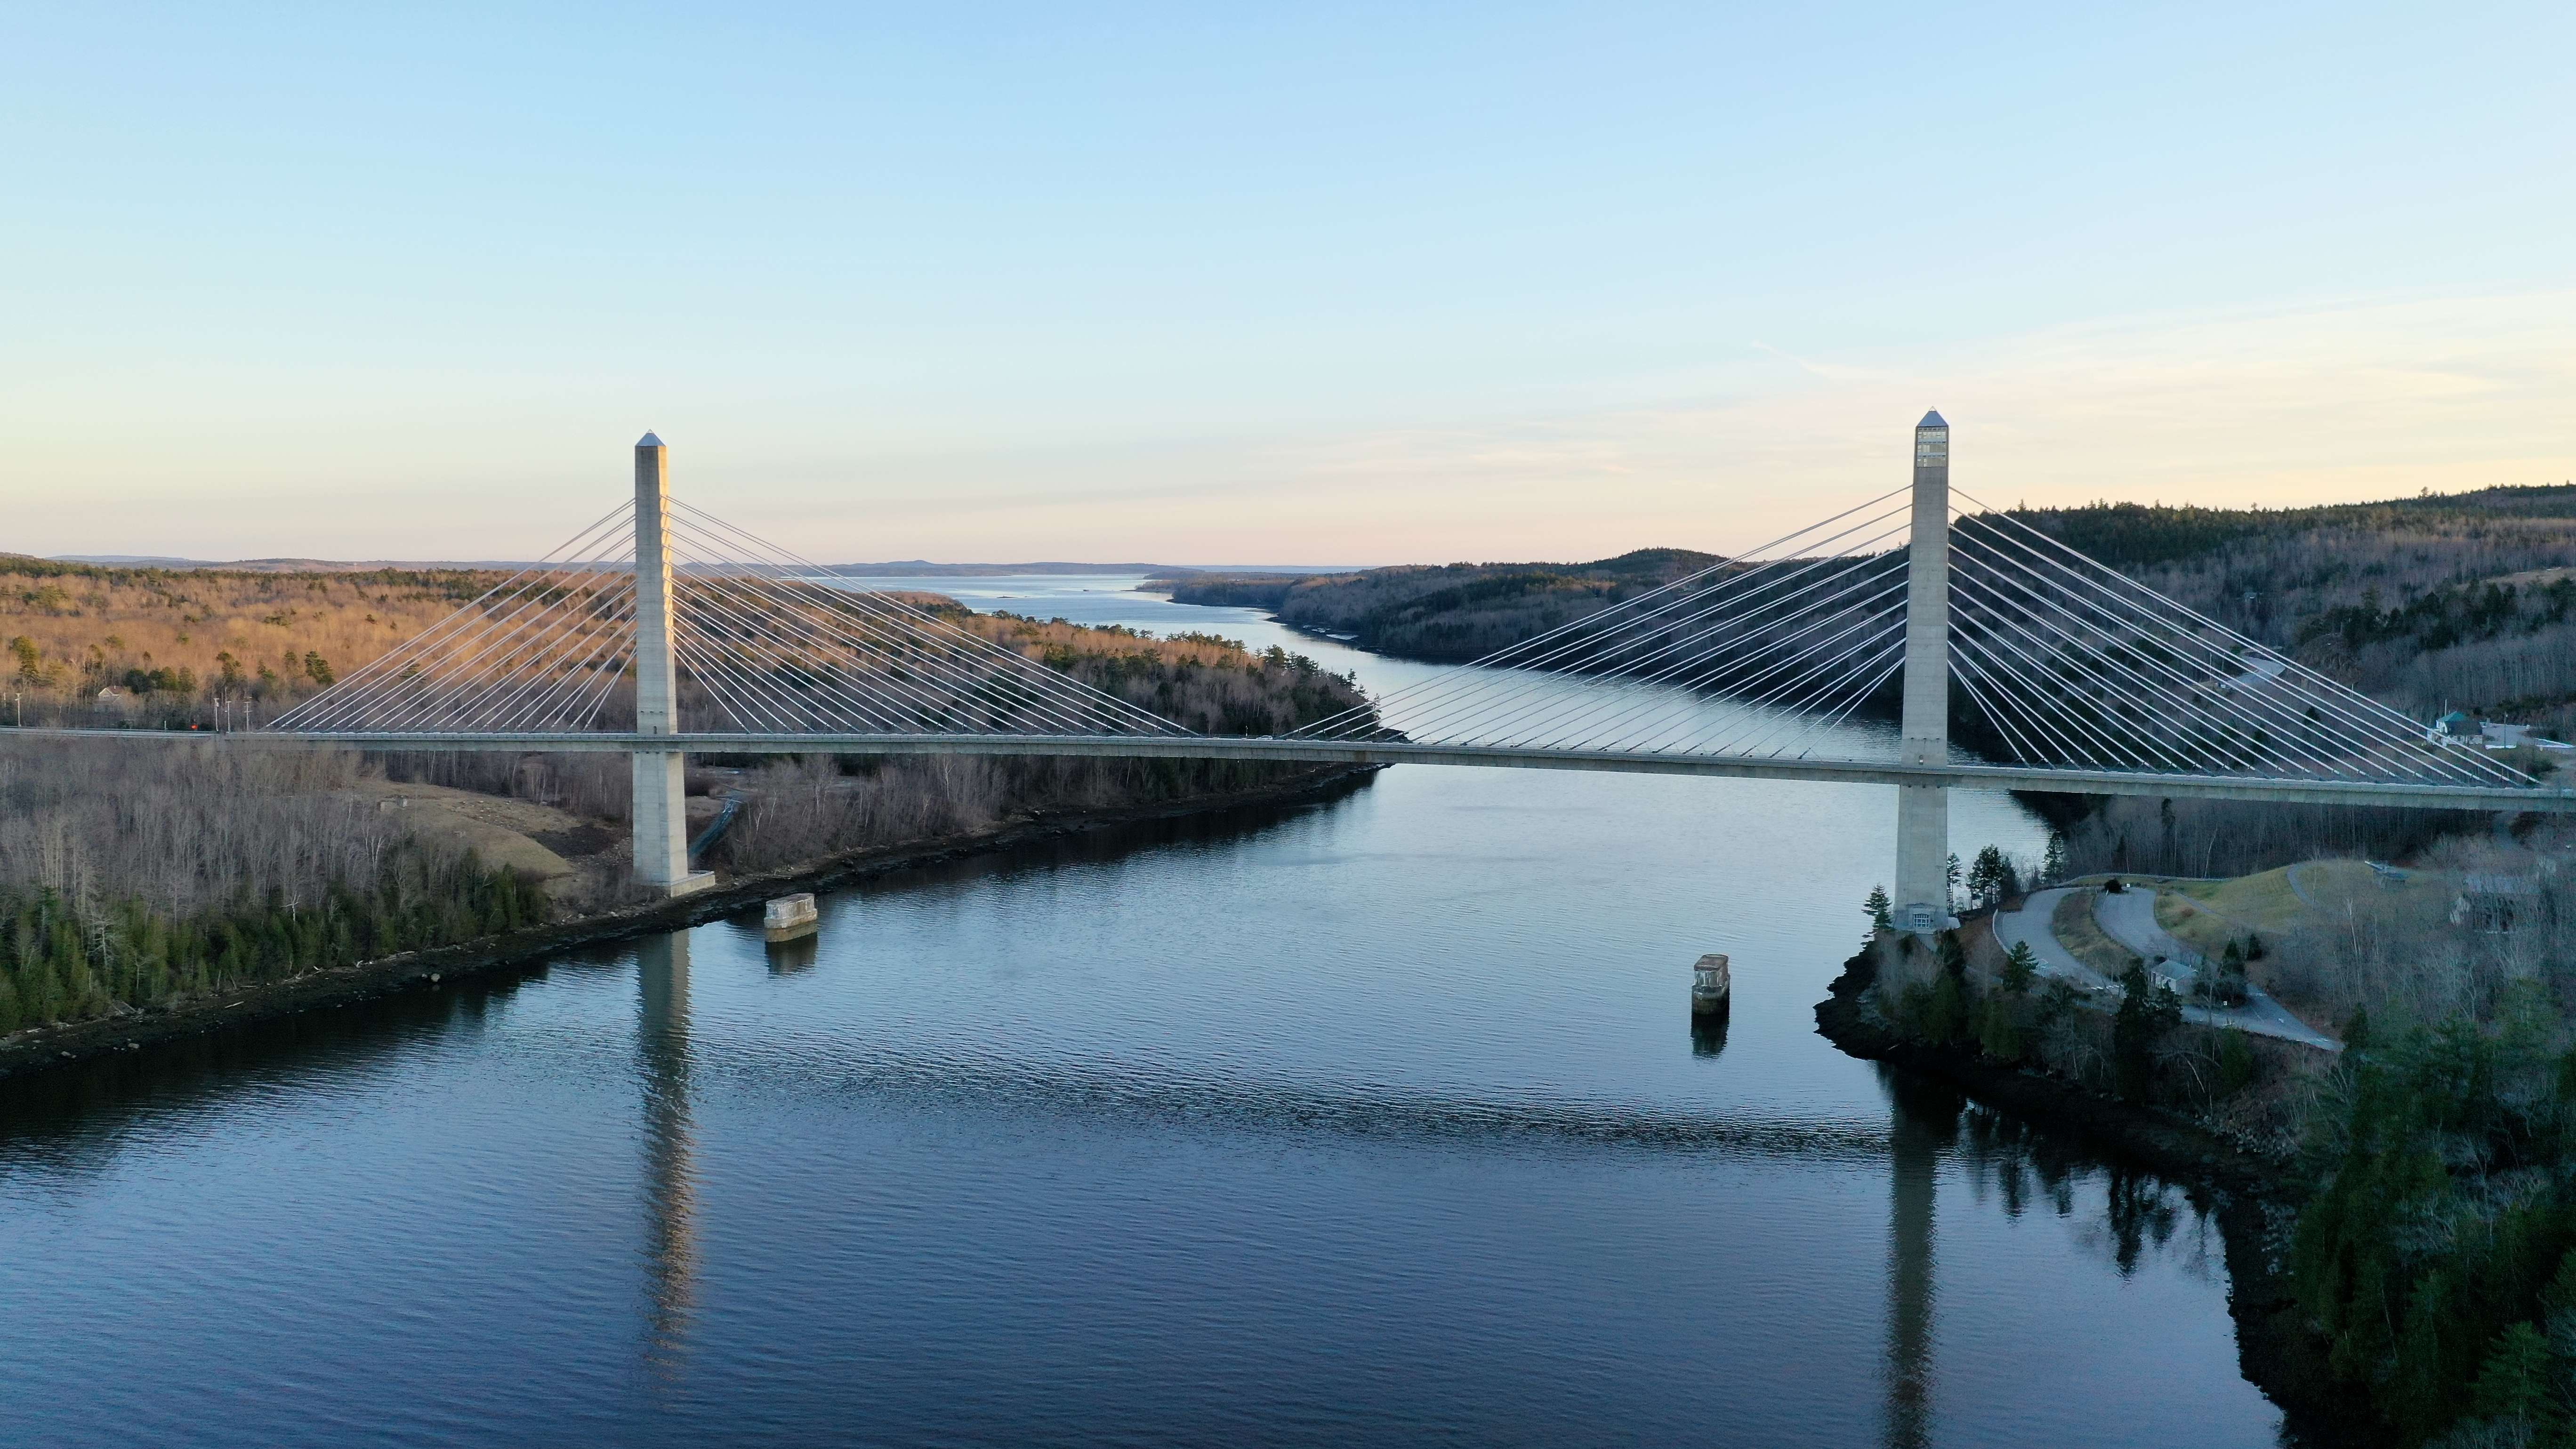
338;774;688;906
0;764;1381;1082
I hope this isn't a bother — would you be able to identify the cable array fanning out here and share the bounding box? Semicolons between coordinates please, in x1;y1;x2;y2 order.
1288;488;1920;759
1942;488;2531;789
269;483;2539;794
1287;489;2536;788
267;499;1193;737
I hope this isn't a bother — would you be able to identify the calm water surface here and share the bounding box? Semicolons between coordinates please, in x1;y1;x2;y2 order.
0;579;2290;1446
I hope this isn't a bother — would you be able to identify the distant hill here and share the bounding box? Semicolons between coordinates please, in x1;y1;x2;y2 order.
50;555;1360;578
53;554;547;572
821;561;1185;577
1162;549;1722;661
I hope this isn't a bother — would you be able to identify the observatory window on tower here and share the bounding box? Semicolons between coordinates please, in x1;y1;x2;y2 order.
1915;428;1947;465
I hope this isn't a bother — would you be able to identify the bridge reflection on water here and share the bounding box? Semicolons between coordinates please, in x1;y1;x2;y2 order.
620;924;2045;1449
637;934;699;1376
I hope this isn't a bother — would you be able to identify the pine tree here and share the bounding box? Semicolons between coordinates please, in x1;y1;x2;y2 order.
2111;963;2180;1103
2218;1029;2254;1095
2002;941;2037;995
1863;885;1892;933
1968;845;2009;906
2469;1322;2556;1434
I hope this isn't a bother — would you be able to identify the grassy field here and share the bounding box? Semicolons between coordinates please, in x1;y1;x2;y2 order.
2051;887;2142;977
2158;859;2458;957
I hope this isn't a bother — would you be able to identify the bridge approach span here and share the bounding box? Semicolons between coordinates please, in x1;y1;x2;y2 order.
41;728;2576;815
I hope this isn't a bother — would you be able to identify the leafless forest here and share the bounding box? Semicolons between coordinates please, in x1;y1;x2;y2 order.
0;595;1364;1037
0;554;495;724
0;737;541;1033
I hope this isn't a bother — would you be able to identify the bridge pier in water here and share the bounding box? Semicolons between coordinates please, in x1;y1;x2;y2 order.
1894;411;1953;934
634;432;714;897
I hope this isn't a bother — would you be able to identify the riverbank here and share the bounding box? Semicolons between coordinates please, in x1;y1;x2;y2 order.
0;762;1383;1082
1813;944;2373;1445
1813;944;2288;1191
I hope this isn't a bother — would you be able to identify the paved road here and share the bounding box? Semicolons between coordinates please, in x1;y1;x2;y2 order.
1991;887;2115;992
2094;888;2203;983
1989;887;2340;1051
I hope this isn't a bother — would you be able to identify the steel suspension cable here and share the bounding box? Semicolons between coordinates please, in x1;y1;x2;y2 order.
270;499;634;728
1951;496;2528;787
1286;486;1911;739
670;500;1193;736
1356;518;1911;746
1945;517;2490;785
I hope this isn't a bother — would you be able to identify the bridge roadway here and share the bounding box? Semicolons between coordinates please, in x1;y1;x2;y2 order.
32;727;2576;814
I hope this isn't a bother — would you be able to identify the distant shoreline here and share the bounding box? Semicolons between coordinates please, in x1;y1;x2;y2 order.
37;554;1368;578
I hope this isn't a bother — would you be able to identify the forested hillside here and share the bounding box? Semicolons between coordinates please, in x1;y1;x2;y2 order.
2016;489;2576;740
0;555;497;724
0;567;1369;1040
1164;549;1718;661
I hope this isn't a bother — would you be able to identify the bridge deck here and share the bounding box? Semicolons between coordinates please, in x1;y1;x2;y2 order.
24;727;2576;813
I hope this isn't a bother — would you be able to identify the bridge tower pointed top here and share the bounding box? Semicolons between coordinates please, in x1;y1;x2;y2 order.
637;431;665;448
1917;410;1946;430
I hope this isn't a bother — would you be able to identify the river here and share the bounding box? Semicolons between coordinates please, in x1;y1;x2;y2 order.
0;577;2293;1447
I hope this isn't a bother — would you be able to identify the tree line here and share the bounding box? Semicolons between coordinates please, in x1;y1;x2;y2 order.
0;737;546;1035
714;618;1372;872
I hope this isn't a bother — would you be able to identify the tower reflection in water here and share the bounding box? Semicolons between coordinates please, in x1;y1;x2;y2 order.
636;932;699;1373
1881;1070;1960;1449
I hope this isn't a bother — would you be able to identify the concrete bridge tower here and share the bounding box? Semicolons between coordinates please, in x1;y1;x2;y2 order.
633;433;713;896
1894;411;1953;932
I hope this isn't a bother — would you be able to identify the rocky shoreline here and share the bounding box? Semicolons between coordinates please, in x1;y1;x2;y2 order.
1812;944;2375;1446
0;763;1382;1083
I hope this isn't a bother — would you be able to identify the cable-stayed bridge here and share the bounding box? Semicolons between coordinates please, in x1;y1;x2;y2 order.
64;418;2576;925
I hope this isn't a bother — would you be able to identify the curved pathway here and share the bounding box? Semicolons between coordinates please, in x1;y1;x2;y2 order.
1990;887;2113;993
2093;888;2202;983
1988;887;2339;1051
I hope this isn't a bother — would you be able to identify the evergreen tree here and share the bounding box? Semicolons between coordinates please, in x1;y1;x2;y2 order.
1966;845;2017;908
2111;964;2181;1102
1863;885;1892;933
2001;940;2038;994
2468;1322;2556;1436
2217;1029;2255;1095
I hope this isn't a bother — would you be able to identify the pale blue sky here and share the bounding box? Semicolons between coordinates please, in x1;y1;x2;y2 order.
6;3;2571;563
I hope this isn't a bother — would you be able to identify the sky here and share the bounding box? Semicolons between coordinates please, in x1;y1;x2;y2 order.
5;2;2571;565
